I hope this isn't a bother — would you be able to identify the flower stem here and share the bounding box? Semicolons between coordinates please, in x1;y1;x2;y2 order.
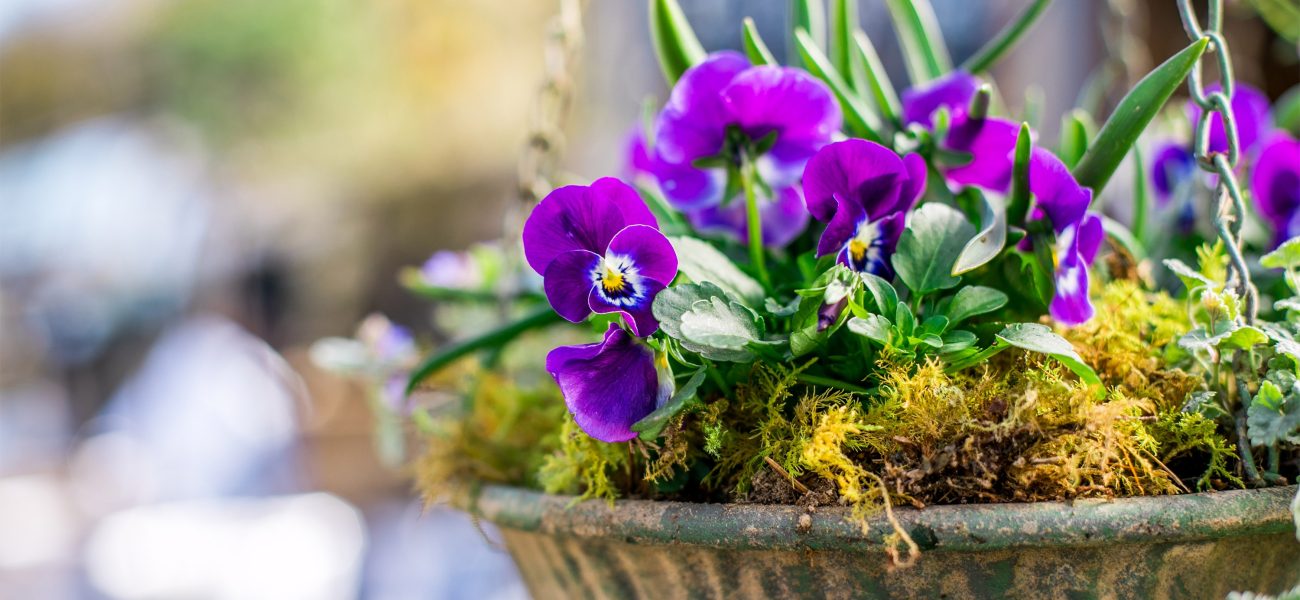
739;158;771;288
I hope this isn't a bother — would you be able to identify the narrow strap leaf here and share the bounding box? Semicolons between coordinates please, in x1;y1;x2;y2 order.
790;0;827;66
850;30;902;125
883;0;952;84
829;0;858;82
960;0;1053;74
1006;122;1033;227
406;306;563;394
742;17;778;66
1057;108;1093;168
650;0;706;85
794;28;884;142
1130;144;1148;243
1072;37;1208;193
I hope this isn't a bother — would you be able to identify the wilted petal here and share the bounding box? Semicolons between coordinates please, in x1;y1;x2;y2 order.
523;178;658;275
543;249;601;323
655;51;751;165
546;324;660;443
802;139;907;222
1251;135;1300;245
1151;143;1195;205
605;224;679;285
901;71;980;127
722;66;841;151
944;115;1020;192
1189;83;1273;156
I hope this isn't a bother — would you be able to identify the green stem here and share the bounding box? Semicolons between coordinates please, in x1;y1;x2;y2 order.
406;306;563;393
796;373;876;396
740;158;771;288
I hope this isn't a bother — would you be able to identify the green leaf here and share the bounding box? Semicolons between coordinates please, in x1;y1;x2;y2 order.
650;0;706;85
1262;237;1300;270
679;297;763;350
669;236;765;306
764;296;800;317
882;0;951;84
1072;38;1209;193
742;17;778;66
893;203;976;295
790;0;827;64
1276;83;1300;134
848;314;893;346
653;283;756;362
850;30;902;125
859;272;900;315
952;190;1007;275
995;323;1102;389
1220;325;1269;350
829;0;858;82
1006;122;1033;226
919;314;949;336
1250;0;1300;44
633;368;708;440
939;329;977;354
1247;380;1300;447
895;301;916;337
960;0;1052;74
946;286;1009;325
406;306;563;393
1162;258;1215;291
1058;109;1093;169
794;28;884;142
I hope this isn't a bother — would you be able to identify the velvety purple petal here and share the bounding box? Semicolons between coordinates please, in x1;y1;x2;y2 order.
1189;83;1274;155
1151;143;1195;205
546;324;659;443
802;139;907;222
1050;251;1094;326
763;140;821;190
817;193;866;257
1028;147;1091;234
655;51;750;165
649;157;725;210
1077;212;1105;264
899;152;928;212
522;178;658;275
722;65;842;148
901;71;980;127
1251;135;1300;243
543;250;600;323
589;279;666;337
687;185;810;248
622;124;655;181
944;116;1020;192
606;224;679;285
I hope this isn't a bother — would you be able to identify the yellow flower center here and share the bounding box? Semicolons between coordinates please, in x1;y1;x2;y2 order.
848;239;868;263
601;267;626;293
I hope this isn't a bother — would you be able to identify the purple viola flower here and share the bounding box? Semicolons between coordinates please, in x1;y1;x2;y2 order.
1026;148;1104;325
901;71;980;128
1251;134;1300;246
522;177;678;336
802;139;927;276
420;250;483;289
684;185;811;248
1150;142;1197;206
622;124;656;183
648;51;840;245
546;323;666;443
1189;83;1274;157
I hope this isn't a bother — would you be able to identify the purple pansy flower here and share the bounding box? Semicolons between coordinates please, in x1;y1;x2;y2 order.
901;71;980;128
1251;134;1300;246
1189;83;1274;156
684;185;811;248
523;177;678;336
899;71;1021;191
1150;142;1197;206
1026;148;1105;325
802;139;927;276
420;249;483;289
648;51;840;246
546;323;667;443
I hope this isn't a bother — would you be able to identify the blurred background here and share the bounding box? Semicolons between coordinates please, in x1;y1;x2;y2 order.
0;0;1295;598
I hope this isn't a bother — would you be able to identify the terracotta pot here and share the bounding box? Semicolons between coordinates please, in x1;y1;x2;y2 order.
460;484;1300;599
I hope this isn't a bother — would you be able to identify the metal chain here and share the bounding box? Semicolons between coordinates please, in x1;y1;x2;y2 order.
516;0;586;206
1177;0;1257;324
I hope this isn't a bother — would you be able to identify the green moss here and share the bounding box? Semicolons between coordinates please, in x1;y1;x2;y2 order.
537;416;629;504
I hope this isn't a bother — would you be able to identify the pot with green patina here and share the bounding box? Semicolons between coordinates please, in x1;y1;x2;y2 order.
459;484;1300;600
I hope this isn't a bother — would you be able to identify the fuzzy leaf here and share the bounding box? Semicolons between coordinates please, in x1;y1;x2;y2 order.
633;368;708;440
893;203;976;295
669;237;764;306
952;191;1007;275
848;314;893;346
1220;325;1269;351
1261;237;1300;270
764;296;800;317
650;0;706;85
653;282;752;362
1162;258;1215;291
946;286;1009;325
996;323;1102;389
1247;381;1300;447
680;297;762;351
1072;38;1209;192
1182;390;1227;419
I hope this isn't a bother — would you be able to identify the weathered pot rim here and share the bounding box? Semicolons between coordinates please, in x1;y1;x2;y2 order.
460;483;1298;553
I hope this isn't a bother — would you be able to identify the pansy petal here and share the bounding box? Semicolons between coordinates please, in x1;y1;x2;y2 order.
817;193;867;257
722;65;841;148
944;115;1020;192
622;124;656;181
1190;83;1274;155
655;51;750;165
802;139;906;222
899;152;929;212
1028;147;1091;234
1077;212;1105;264
1050;252;1094;326
606;224;679;285
687;186;810;248
589;279;666;337
1151;143;1195;205
1251;135;1300;242
546;324;659;442
901;71;980;127
522;178;657;275
543;250;601;323
650;158;726;210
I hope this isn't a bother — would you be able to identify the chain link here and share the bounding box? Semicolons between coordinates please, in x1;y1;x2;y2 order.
516;0;586;206
1177;0;1257;323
